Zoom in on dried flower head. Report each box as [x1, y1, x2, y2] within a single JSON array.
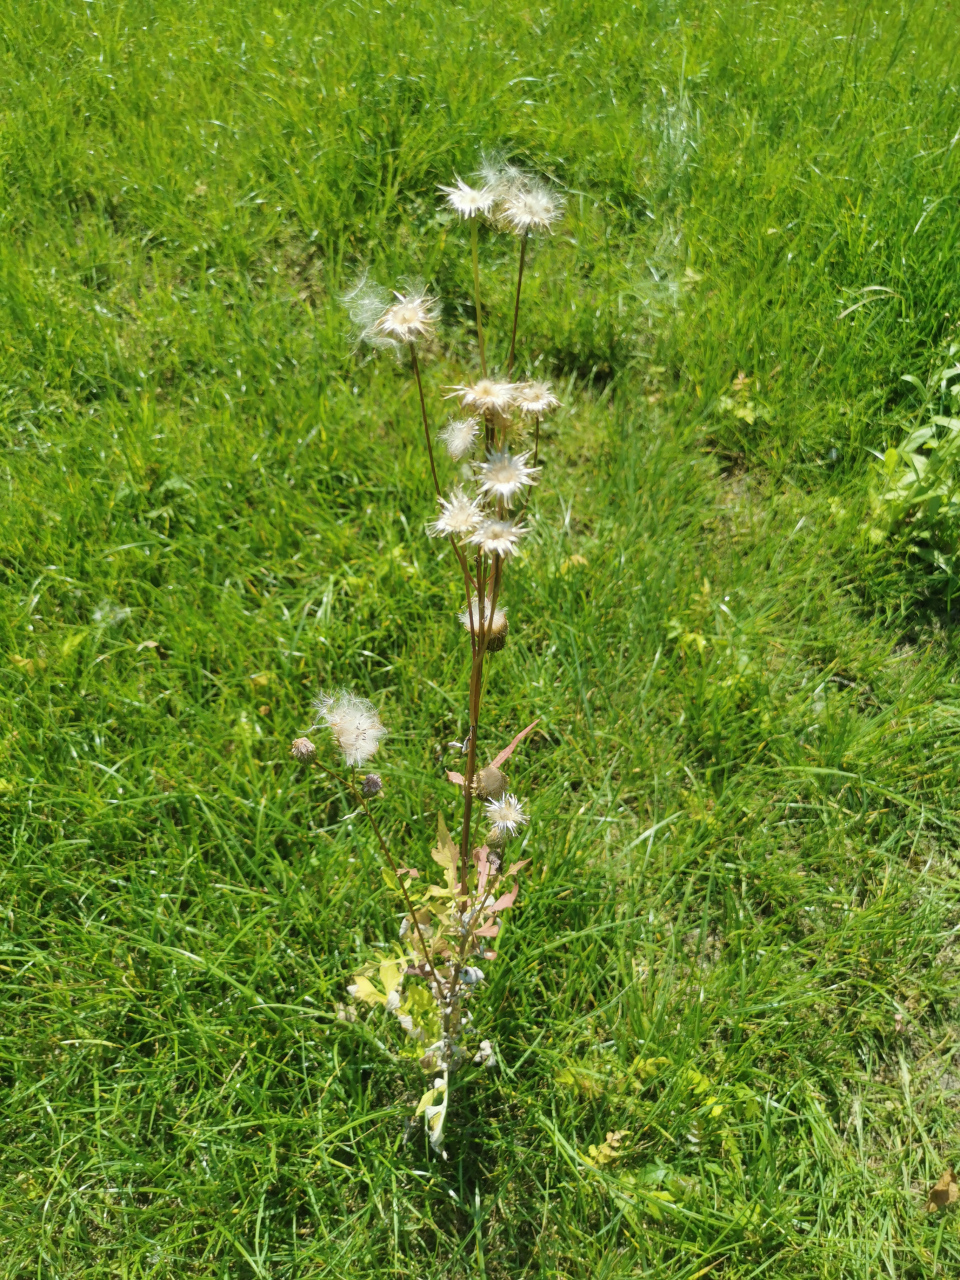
[[447, 379, 519, 417], [312, 690, 387, 767], [472, 764, 507, 800], [459, 598, 508, 640], [460, 966, 485, 985], [372, 285, 439, 347], [515, 381, 560, 416], [499, 182, 564, 235], [469, 518, 527, 559], [289, 737, 317, 762], [439, 416, 480, 461], [427, 487, 484, 539], [477, 450, 539, 508], [361, 772, 383, 797], [438, 176, 495, 219], [485, 792, 529, 837], [477, 154, 526, 201], [343, 275, 438, 351]]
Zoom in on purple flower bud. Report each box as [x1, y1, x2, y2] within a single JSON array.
[[361, 772, 383, 797]]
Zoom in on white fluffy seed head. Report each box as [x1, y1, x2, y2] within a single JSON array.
[[312, 690, 387, 767], [469, 518, 526, 559], [459, 598, 508, 638], [438, 176, 495, 219], [485, 793, 529, 837], [427, 487, 485, 539], [446, 379, 520, 416], [515, 381, 560, 416], [476, 154, 526, 201], [371, 286, 438, 346], [499, 183, 564, 234], [439, 417, 480, 461], [477, 450, 539, 508]]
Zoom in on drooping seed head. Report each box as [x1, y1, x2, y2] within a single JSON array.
[[289, 737, 317, 762], [427, 487, 485, 539], [438, 416, 480, 461], [469, 518, 527, 559], [485, 792, 529, 838], [312, 690, 387, 767], [438, 175, 496, 219], [477, 450, 539, 508]]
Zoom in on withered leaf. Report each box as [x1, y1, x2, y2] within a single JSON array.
[[489, 719, 539, 769], [925, 1168, 959, 1212]]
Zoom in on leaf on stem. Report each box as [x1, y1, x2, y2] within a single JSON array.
[[489, 719, 540, 769], [431, 813, 458, 870]]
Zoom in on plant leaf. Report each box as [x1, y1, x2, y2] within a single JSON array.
[[489, 719, 539, 769]]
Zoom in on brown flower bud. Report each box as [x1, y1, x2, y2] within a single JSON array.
[[472, 765, 507, 800], [290, 737, 317, 762]]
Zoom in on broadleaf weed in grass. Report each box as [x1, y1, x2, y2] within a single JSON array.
[[291, 160, 564, 1156]]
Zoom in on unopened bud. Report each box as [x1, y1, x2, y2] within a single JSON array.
[[361, 772, 383, 797], [290, 737, 317, 762]]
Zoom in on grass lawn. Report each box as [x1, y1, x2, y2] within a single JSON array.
[[3, 0, 960, 1274]]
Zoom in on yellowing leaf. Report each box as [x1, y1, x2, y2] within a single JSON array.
[[61, 631, 88, 657], [378, 958, 403, 997], [431, 812, 457, 870], [349, 976, 385, 1006]]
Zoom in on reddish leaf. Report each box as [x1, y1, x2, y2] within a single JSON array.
[[489, 719, 539, 769], [446, 770, 465, 786], [476, 919, 501, 938], [489, 883, 519, 911]]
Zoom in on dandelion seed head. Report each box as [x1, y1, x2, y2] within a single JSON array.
[[438, 175, 495, 219], [447, 379, 520, 416], [485, 792, 529, 837], [439, 416, 480, 461], [289, 737, 317, 762], [427, 487, 484, 539], [477, 450, 539, 508], [469, 518, 527, 559], [515, 380, 560, 416], [499, 183, 564, 234], [312, 689, 387, 767]]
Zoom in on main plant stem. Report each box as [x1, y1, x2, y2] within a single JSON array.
[[507, 232, 528, 380], [471, 219, 487, 378], [410, 345, 441, 498]]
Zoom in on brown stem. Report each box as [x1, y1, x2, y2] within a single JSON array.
[[471, 218, 487, 379], [507, 232, 528, 380], [410, 345, 440, 498], [533, 414, 541, 467]]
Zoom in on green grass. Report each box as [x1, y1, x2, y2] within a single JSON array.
[[3, 0, 960, 1274]]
